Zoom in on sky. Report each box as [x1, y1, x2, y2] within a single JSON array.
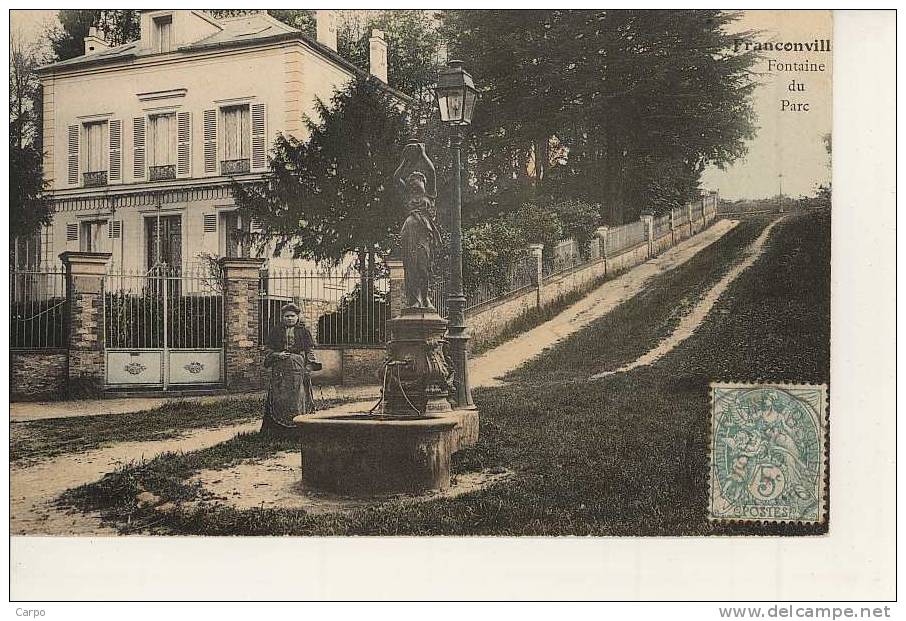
[[11, 9, 833, 200], [700, 10, 833, 199]]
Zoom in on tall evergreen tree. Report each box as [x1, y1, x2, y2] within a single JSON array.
[[442, 10, 758, 223], [49, 10, 140, 60], [232, 78, 409, 274], [9, 36, 52, 244]]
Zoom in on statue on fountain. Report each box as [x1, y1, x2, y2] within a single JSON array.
[[381, 141, 453, 416], [394, 141, 442, 311]]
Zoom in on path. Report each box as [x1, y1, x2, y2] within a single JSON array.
[[11, 219, 738, 535], [10, 401, 367, 535], [11, 385, 380, 423], [590, 218, 782, 379], [469, 218, 739, 387]]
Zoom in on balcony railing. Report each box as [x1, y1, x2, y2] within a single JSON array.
[[83, 171, 108, 187], [149, 164, 176, 181], [221, 159, 250, 175]]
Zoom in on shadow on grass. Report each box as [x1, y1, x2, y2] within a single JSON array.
[[11, 397, 350, 467]]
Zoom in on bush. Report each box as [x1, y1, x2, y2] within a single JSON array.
[[551, 200, 601, 258], [462, 219, 529, 295], [508, 203, 563, 251]]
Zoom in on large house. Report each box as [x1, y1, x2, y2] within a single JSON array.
[[35, 9, 402, 274]]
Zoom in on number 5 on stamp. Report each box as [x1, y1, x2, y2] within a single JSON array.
[[709, 383, 828, 524]]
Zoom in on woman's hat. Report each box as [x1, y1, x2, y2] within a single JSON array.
[[280, 303, 302, 315]]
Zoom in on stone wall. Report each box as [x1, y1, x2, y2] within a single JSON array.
[[10, 350, 68, 400], [673, 225, 692, 245], [466, 286, 538, 349], [540, 258, 608, 307], [651, 232, 674, 257], [341, 347, 385, 386], [606, 242, 649, 275]]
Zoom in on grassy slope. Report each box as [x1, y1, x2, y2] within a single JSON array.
[[506, 217, 772, 382], [62, 211, 830, 535]]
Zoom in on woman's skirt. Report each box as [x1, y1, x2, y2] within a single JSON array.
[[261, 353, 315, 436]]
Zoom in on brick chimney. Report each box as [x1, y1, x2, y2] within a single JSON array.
[[315, 10, 337, 51], [369, 29, 388, 83], [84, 26, 108, 56]]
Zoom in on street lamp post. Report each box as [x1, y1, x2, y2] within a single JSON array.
[[434, 60, 478, 409]]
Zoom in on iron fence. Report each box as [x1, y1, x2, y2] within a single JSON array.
[[607, 220, 646, 256], [259, 268, 389, 346], [9, 267, 68, 349], [654, 214, 672, 238], [543, 238, 587, 278], [104, 265, 224, 349], [432, 251, 538, 318]]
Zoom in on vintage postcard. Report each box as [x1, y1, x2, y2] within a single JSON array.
[[6, 8, 895, 603]]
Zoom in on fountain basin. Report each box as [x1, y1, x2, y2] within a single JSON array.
[[295, 412, 462, 496]]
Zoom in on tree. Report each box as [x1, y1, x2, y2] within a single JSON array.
[[48, 10, 140, 61], [232, 77, 410, 276], [442, 10, 758, 223], [208, 10, 315, 36], [10, 35, 52, 244]]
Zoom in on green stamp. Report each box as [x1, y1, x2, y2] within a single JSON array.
[[709, 383, 827, 523]]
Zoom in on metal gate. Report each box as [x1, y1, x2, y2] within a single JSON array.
[[103, 265, 224, 389]]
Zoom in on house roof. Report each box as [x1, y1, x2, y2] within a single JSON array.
[[36, 11, 411, 102]]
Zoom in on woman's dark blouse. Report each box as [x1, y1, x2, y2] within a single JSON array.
[[265, 324, 315, 355]]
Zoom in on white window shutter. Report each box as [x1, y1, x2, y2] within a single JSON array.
[[109, 119, 122, 182], [67, 125, 79, 185], [250, 103, 267, 171], [133, 117, 145, 179], [66, 223, 79, 242], [108, 220, 122, 239], [203, 109, 217, 174], [203, 213, 217, 233], [177, 111, 191, 177]]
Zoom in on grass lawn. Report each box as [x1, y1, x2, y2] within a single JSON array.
[[11, 396, 349, 466], [61, 210, 829, 535]]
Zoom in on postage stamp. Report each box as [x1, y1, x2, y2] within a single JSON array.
[[709, 383, 828, 524]]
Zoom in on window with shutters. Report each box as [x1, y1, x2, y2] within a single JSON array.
[[148, 113, 177, 181], [108, 220, 123, 239], [82, 120, 108, 186], [67, 125, 79, 185], [221, 104, 250, 174], [176, 112, 191, 177], [109, 119, 122, 182], [155, 15, 173, 53], [133, 117, 146, 179]]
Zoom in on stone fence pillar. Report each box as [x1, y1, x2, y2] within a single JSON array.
[[640, 214, 654, 258], [595, 226, 609, 260], [687, 202, 695, 234], [60, 251, 111, 393], [387, 258, 405, 318], [220, 257, 266, 391], [529, 243, 544, 308]]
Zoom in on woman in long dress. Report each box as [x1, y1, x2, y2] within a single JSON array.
[[261, 303, 321, 436], [394, 142, 442, 309]]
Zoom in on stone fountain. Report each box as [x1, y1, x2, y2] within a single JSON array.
[[295, 141, 478, 496]]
